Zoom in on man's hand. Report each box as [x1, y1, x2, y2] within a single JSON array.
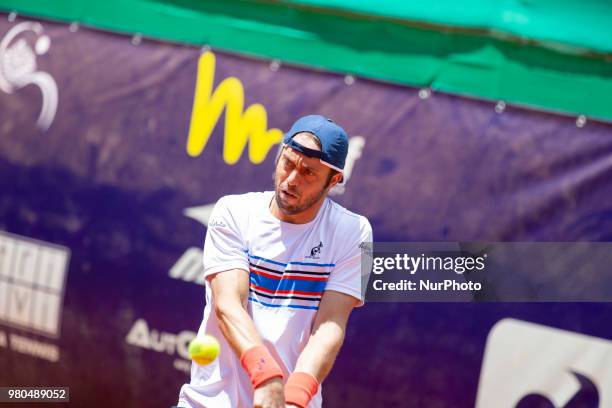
[[253, 377, 285, 408]]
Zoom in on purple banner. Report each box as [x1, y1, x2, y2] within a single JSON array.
[[1, 15, 612, 407]]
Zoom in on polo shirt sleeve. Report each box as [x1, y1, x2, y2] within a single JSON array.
[[324, 217, 373, 307], [202, 196, 249, 279]]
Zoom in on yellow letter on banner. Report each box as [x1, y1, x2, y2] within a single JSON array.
[[186, 51, 283, 164]]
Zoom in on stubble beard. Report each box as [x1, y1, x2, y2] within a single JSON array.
[[274, 179, 327, 216]]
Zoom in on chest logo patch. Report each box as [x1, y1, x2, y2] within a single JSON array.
[[306, 241, 323, 259]]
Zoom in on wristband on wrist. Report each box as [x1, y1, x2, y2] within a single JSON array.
[[240, 345, 284, 389], [284, 372, 319, 408]]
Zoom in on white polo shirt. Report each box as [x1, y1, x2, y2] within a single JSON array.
[[178, 191, 372, 408]]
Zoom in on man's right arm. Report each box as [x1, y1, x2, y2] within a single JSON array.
[[208, 269, 285, 408], [208, 268, 258, 353]]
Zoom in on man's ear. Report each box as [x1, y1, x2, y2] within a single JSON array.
[[327, 172, 343, 189]]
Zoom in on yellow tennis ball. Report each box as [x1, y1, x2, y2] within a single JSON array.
[[188, 335, 220, 365]]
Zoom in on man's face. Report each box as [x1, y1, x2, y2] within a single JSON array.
[[274, 135, 334, 215]]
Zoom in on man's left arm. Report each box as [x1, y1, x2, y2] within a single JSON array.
[[285, 217, 372, 407], [285, 290, 359, 408]]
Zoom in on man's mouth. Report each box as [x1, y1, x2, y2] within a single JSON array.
[[280, 188, 298, 200]]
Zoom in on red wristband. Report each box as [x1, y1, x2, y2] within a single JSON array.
[[240, 345, 284, 389], [284, 372, 319, 408]]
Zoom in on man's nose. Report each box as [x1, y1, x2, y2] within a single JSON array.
[[285, 169, 301, 186]]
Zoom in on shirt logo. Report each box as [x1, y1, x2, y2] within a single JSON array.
[[306, 241, 323, 259], [208, 219, 227, 228]]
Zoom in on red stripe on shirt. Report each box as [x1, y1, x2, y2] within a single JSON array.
[[249, 268, 329, 282], [249, 283, 323, 296]]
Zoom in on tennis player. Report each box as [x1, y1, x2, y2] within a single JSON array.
[[177, 114, 373, 408]]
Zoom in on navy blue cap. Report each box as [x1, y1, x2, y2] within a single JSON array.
[[283, 115, 349, 172]]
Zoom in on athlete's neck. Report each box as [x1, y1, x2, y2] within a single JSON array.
[[269, 195, 326, 224]]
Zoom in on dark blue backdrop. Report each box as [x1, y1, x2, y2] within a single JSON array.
[[1, 16, 611, 407]]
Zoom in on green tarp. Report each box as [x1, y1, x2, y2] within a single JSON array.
[[283, 0, 612, 54], [1, 0, 611, 121]]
